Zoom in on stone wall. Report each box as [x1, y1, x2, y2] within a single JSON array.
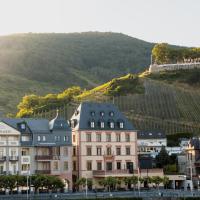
[[149, 63, 200, 73]]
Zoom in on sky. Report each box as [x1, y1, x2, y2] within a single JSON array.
[[0, 0, 199, 47]]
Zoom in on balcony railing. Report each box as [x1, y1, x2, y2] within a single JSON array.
[[35, 155, 60, 160], [0, 156, 6, 161], [93, 169, 130, 177], [9, 156, 19, 161], [35, 170, 51, 174]]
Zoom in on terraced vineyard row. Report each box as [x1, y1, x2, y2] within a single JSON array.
[[34, 79, 200, 135]]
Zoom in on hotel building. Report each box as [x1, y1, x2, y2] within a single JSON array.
[[70, 102, 138, 188]]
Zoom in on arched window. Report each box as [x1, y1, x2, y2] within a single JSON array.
[[90, 111, 95, 117], [100, 111, 105, 117], [109, 111, 114, 117]]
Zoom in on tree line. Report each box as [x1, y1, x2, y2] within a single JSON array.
[[152, 43, 200, 64], [0, 174, 65, 194]]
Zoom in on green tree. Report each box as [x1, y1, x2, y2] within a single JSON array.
[[152, 43, 170, 64], [151, 176, 162, 191], [156, 146, 170, 168]]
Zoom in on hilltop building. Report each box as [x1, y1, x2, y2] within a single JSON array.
[[0, 114, 72, 190], [70, 102, 138, 189]]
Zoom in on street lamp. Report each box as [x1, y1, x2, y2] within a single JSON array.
[[85, 175, 88, 198]]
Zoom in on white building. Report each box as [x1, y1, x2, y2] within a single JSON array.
[[137, 131, 166, 158]]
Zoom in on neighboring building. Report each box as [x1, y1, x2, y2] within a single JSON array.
[[185, 138, 200, 189], [0, 114, 72, 190], [137, 131, 166, 158], [70, 102, 138, 189], [179, 138, 190, 150]]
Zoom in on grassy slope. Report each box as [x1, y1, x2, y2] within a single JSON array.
[[0, 32, 154, 114], [29, 68, 200, 135]]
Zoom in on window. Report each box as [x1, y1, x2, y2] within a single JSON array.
[[55, 136, 61, 142], [64, 136, 69, 142], [109, 111, 114, 117], [106, 134, 111, 142], [53, 162, 58, 171], [125, 134, 130, 142], [90, 121, 95, 128], [63, 147, 68, 156], [116, 147, 121, 155], [106, 162, 112, 171], [100, 122, 105, 128], [110, 122, 114, 129], [91, 111, 95, 116], [87, 161, 92, 171], [42, 136, 46, 141], [116, 162, 121, 170], [119, 122, 124, 129], [73, 161, 76, 171], [97, 162, 102, 170], [73, 135, 76, 143], [86, 134, 91, 142], [86, 147, 92, 156], [37, 136, 41, 141], [21, 136, 30, 142], [97, 147, 102, 156], [64, 161, 68, 171], [73, 147, 76, 156], [21, 123, 26, 130], [96, 134, 101, 142], [107, 147, 112, 155], [100, 111, 104, 117], [116, 134, 121, 142], [126, 147, 131, 155]]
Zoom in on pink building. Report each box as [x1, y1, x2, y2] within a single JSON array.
[[70, 102, 138, 189]]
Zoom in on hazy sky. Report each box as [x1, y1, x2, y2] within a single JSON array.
[[0, 0, 199, 46]]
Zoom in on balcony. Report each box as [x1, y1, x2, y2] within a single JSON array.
[[35, 155, 60, 160], [9, 156, 19, 161], [0, 141, 7, 146], [35, 170, 51, 174], [0, 156, 6, 162], [93, 169, 131, 177], [103, 154, 115, 160]]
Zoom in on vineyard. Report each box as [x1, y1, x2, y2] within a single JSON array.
[[33, 79, 200, 135]]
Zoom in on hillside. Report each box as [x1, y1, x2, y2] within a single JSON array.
[[0, 32, 154, 114], [16, 68, 200, 135]]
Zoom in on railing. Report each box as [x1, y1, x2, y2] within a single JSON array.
[[8, 141, 19, 146], [35, 155, 60, 160], [35, 170, 51, 174], [21, 156, 30, 164], [9, 156, 19, 161], [93, 169, 130, 176], [0, 156, 6, 161]]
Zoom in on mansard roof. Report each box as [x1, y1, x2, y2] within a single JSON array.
[[70, 102, 135, 131]]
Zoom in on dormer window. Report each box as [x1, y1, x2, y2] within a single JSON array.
[[119, 122, 124, 129], [90, 121, 95, 128], [90, 111, 95, 117], [20, 123, 26, 130], [109, 111, 114, 117], [75, 110, 79, 116], [100, 111, 105, 117], [100, 122, 105, 128], [110, 122, 114, 129]]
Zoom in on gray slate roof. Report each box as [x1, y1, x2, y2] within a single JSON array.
[[137, 130, 166, 139], [70, 102, 135, 130], [189, 138, 200, 149]]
